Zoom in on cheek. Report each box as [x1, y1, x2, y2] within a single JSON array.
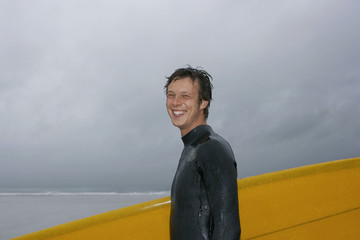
[[166, 99, 171, 108]]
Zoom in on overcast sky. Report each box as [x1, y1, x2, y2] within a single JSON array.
[[1, 0, 359, 192]]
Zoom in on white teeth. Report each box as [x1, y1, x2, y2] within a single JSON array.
[[174, 111, 185, 115]]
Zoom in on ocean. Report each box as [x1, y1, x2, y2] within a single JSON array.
[[0, 191, 169, 240]]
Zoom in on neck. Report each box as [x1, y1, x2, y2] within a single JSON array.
[[180, 120, 207, 137]]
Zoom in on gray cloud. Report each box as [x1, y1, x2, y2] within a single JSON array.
[[1, 0, 359, 192]]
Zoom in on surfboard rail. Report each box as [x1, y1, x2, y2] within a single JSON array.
[[12, 157, 360, 240]]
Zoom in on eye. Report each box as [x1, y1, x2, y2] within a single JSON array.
[[167, 93, 175, 98]]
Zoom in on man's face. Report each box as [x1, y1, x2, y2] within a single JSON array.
[[166, 77, 208, 136]]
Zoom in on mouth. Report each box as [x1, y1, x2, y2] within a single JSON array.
[[172, 110, 186, 117]]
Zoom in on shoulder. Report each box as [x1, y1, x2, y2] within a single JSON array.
[[196, 132, 238, 179], [197, 132, 235, 163], [198, 130, 232, 151]]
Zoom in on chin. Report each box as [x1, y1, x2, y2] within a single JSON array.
[[171, 120, 184, 128], [171, 122, 182, 128]]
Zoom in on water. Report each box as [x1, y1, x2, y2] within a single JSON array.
[[0, 191, 169, 240]]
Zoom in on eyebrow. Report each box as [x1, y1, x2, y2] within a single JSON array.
[[167, 90, 192, 94]]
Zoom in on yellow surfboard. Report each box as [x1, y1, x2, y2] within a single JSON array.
[[12, 157, 360, 240]]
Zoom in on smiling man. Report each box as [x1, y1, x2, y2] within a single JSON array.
[[165, 66, 241, 240]]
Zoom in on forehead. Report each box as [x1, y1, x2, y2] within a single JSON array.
[[167, 77, 199, 93]]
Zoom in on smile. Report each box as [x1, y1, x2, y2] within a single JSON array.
[[173, 110, 186, 116]]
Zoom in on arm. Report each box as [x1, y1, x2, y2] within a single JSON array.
[[199, 141, 241, 240]]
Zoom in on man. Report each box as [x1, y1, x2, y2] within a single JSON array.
[[165, 66, 241, 240]]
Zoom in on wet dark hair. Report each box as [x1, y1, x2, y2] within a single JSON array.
[[165, 66, 213, 119]]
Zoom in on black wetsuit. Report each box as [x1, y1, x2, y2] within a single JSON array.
[[170, 125, 241, 240]]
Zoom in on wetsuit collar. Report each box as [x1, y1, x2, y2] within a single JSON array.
[[181, 125, 212, 146]]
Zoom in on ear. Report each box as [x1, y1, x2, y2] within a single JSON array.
[[200, 100, 209, 111]]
